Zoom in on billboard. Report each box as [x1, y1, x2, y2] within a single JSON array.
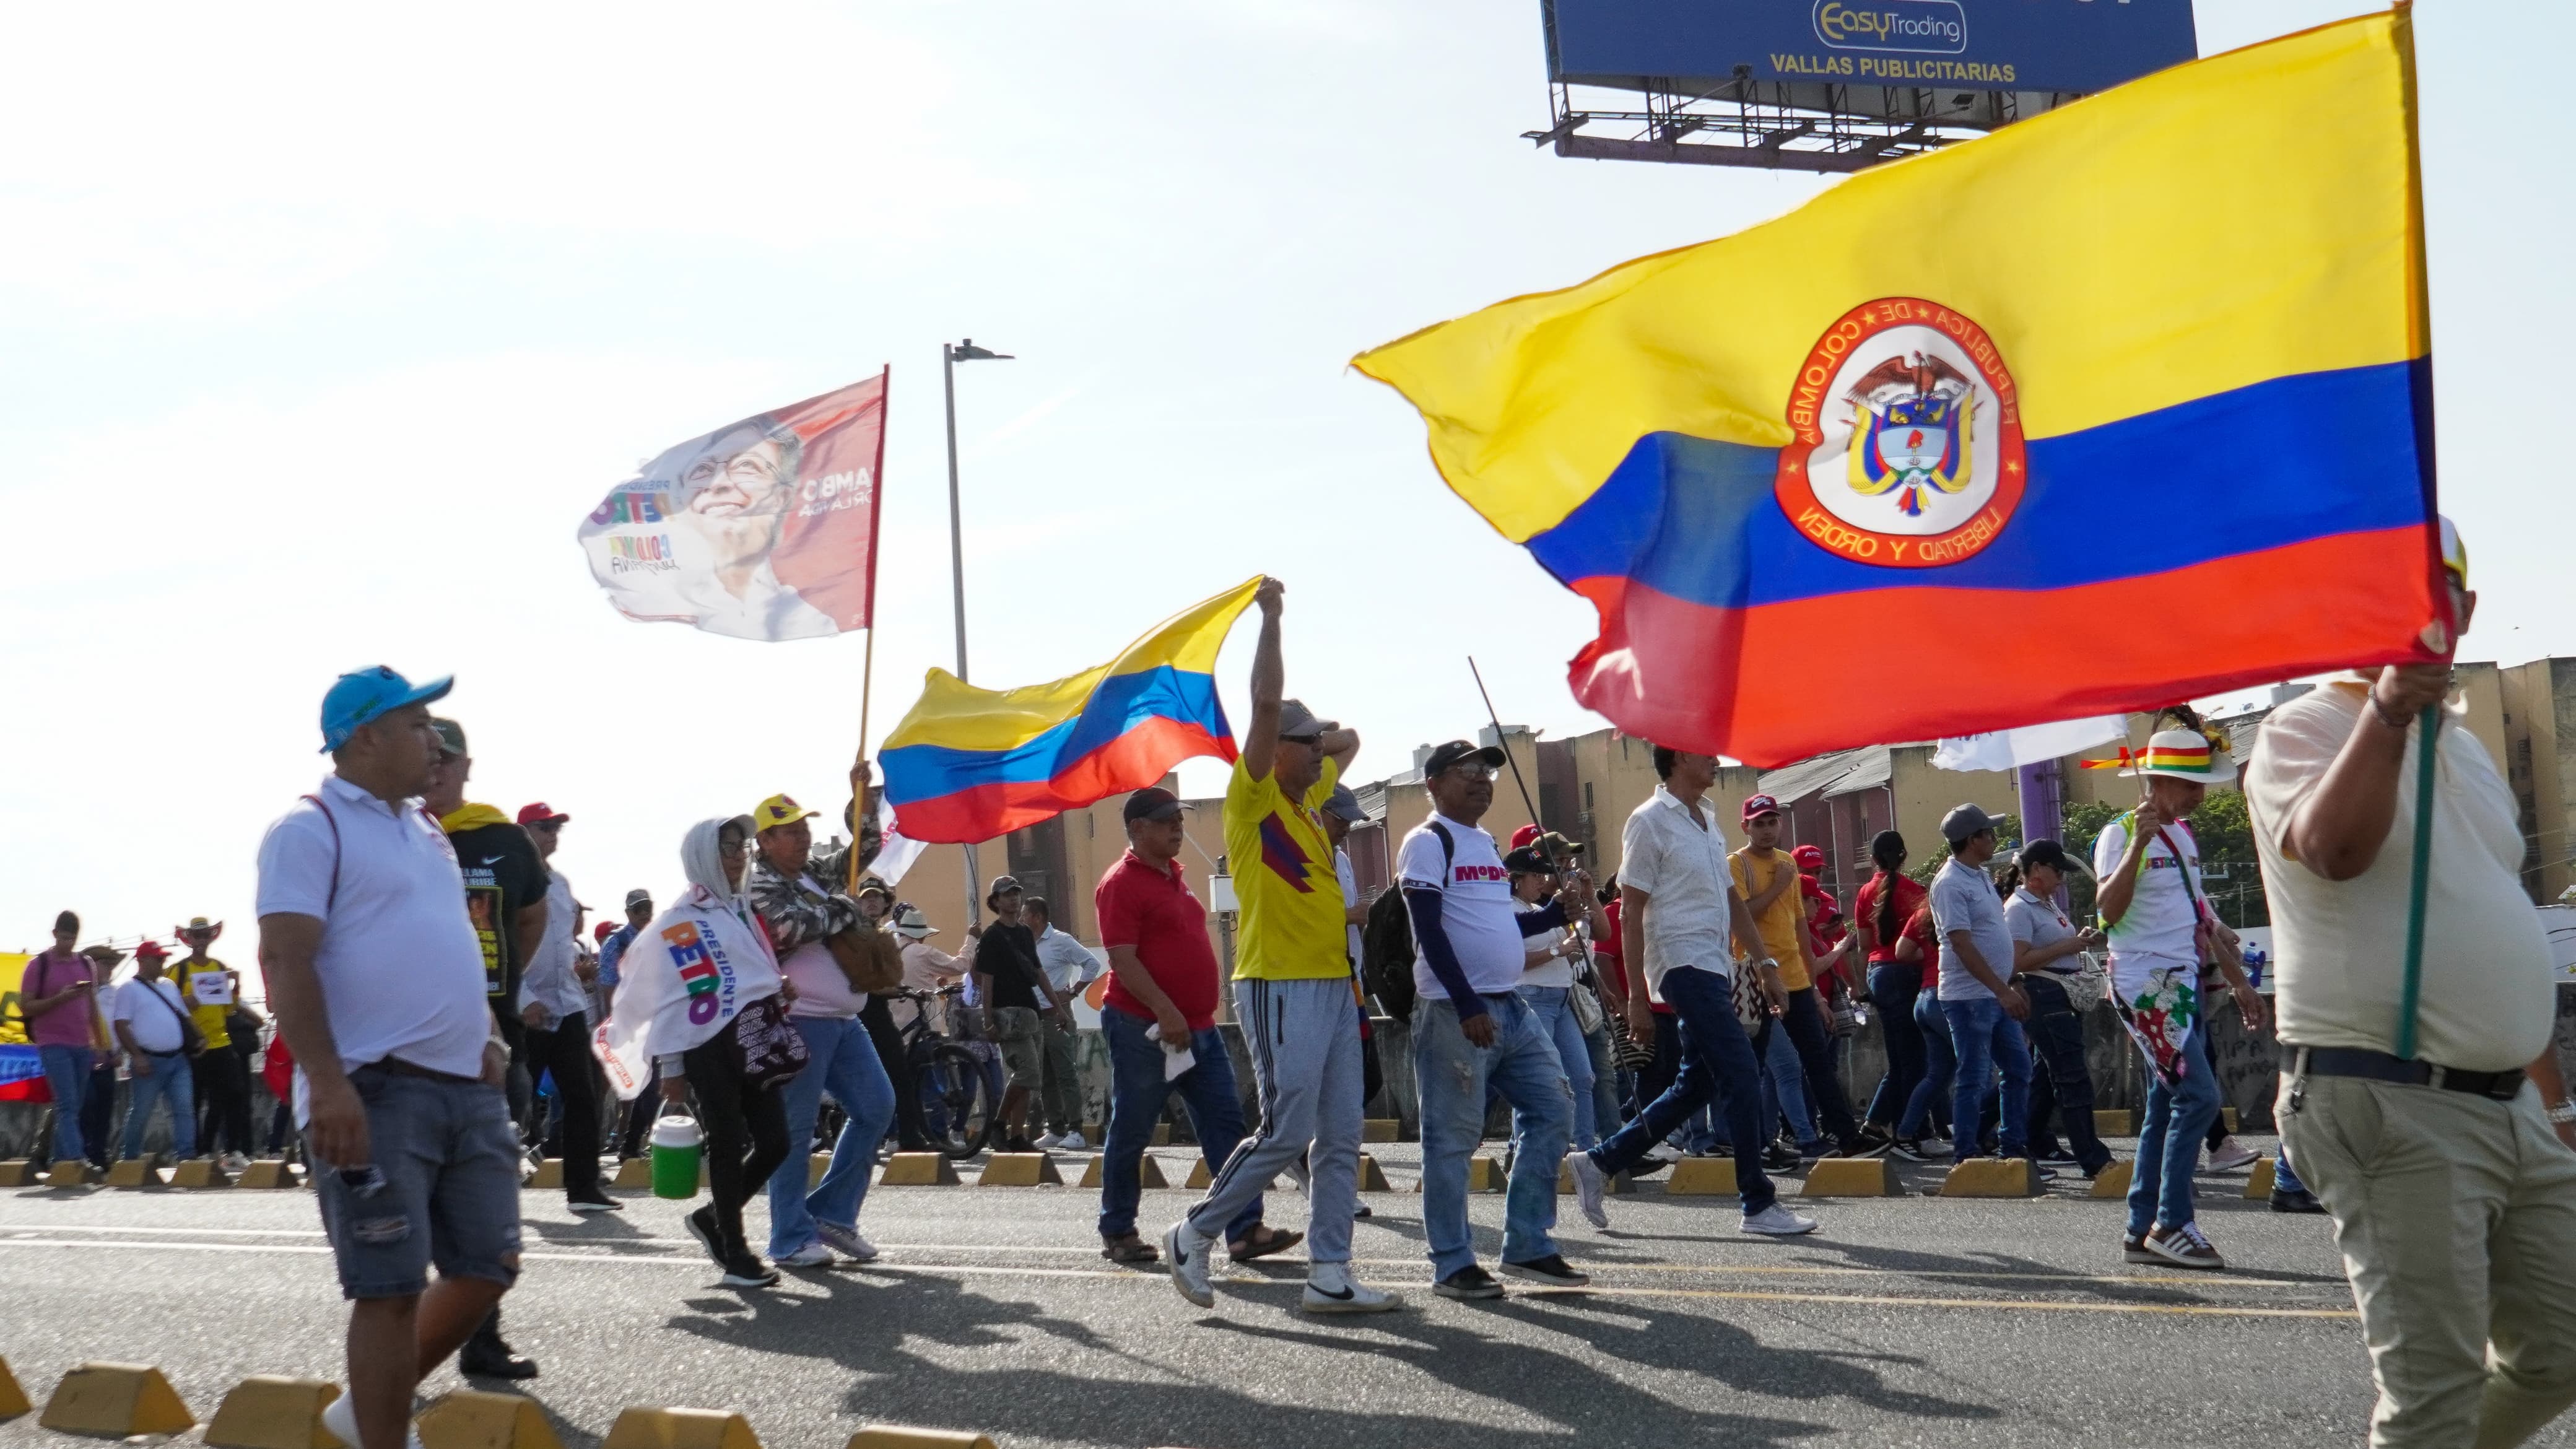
[[1548, 0, 2197, 97]]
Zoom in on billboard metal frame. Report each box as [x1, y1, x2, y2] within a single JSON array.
[[1526, 71, 2071, 173]]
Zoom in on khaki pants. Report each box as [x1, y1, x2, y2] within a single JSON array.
[[2282, 1073, 2576, 1449], [1036, 1014, 1082, 1136]]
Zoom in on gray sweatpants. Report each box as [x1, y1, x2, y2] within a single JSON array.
[[1185, 977, 1365, 1264]]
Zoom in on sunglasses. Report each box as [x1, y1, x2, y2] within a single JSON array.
[[1279, 733, 1323, 747]]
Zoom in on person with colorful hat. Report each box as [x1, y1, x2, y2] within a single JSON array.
[[2089, 714, 2261, 1271], [258, 666, 529, 1449], [2251, 516, 2576, 1445], [171, 916, 260, 1171]]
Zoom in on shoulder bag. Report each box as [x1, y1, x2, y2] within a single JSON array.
[[139, 980, 209, 1059]]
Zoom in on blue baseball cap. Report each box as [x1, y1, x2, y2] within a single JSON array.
[[320, 666, 454, 752]]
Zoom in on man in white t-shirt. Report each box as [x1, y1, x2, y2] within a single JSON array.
[[1398, 739, 1585, 1300], [110, 942, 197, 1163], [256, 666, 516, 1449], [2250, 518, 2576, 1447], [1023, 897, 1099, 1151]]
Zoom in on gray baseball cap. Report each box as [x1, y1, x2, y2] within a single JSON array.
[[1277, 698, 1337, 741], [1940, 803, 1999, 845], [1323, 784, 1366, 824]]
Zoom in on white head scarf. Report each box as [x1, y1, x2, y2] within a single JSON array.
[[591, 815, 780, 1099]]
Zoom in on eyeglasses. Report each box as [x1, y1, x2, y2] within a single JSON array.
[[1279, 733, 1322, 747], [1445, 765, 1499, 782]]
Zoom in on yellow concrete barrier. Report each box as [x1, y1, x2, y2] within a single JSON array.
[[105, 1159, 159, 1190], [1801, 1157, 1901, 1197], [613, 1159, 654, 1190], [877, 1154, 961, 1187], [2222, 1107, 2240, 1134], [1182, 1159, 1212, 1190], [1661, 1159, 1735, 1196], [40, 1362, 196, 1437], [600, 1406, 760, 1449], [1939, 1158, 2042, 1198], [205, 1375, 343, 1449], [171, 1159, 231, 1190], [416, 1389, 564, 1449], [2094, 1109, 2136, 1136], [976, 1154, 1063, 1187], [1151, 1125, 1171, 1147], [2089, 1161, 2133, 1198], [2245, 1159, 2276, 1198], [0, 1160, 35, 1188], [528, 1160, 564, 1190], [1361, 1119, 1399, 1143], [846, 1428, 994, 1449], [46, 1159, 92, 1188], [1074, 1155, 1167, 1190], [1355, 1154, 1392, 1192], [1464, 1157, 1505, 1192], [807, 1154, 832, 1190], [0, 1355, 30, 1420], [235, 1160, 295, 1190]]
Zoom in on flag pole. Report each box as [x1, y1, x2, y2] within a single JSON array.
[[851, 365, 892, 895], [1466, 656, 1549, 861]]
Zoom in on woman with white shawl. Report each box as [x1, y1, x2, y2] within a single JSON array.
[[595, 814, 806, 1287]]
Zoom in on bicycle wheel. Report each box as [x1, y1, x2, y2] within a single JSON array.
[[923, 1043, 993, 1159]]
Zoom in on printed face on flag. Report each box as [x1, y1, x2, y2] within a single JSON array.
[[578, 373, 887, 643]]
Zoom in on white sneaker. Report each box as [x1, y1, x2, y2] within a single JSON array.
[[220, 1152, 251, 1174], [1302, 1261, 1403, 1314], [2206, 1138, 2260, 1173], [814, 1221, 879, 1263], [322, 1390, 426, 1449], [1163, 1222, 1216, 1308], [777, 1242, 835, 1269], [1035, 1131, 1066, 1152], [1569, 1152, 1610, 1230], [1741, 1204, 1821, 1237], [1286, 1154, 1313, 1194], [1056, 1130, 1089, 1152]]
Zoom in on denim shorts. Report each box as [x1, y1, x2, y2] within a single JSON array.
[[310, 1063, 524, 1300], [991, 1006, 1044, 1091]]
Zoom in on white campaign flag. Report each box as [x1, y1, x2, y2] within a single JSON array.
[[1931, 715, 2126, 773], [870, 792, 928, 886]]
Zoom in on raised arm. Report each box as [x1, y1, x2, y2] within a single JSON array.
[[1240, 577, 1286, 783]]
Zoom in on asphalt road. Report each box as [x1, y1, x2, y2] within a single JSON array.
[[1, 1139, 2558, 1449]]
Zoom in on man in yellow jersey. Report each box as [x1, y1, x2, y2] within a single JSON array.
[[1163, 577, 1401, 1316], [172, 916, 263, 1170], [1730, 798, 1884, 1161]]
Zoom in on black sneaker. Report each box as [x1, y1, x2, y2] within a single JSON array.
[[1625, 1154, 1677, 1178], [683, 1205, 727, 1266], [458, 1343, 538, 1380], [1760, 1144, 1801, 1173], [567, 1191, 624, 1214], [720, 1253, 780, 1289], [1887, 1137, 1930, 1163], [2035, 1147, 2079, 1167], [1435, 1265, 1506, 1300], [2269, 1187, 2328, 1215], [1499, 1254, 1591, 1289], [1353, 1203, 1373, 1220], [1843, 1128, 1894, 1159]]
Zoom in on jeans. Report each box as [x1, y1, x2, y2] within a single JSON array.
[[1517, 985, 1599, 1149], [1592, 967, 1777, 1215], [120, 1052, 195, 1160], [1866, 965, 1925, 1128], [2274, 1141, 2307, 1196], [37, 1045, 94, 1162], [1898, 988, 1960, 1139], [312, 1063, 523, 1299], [1097, 1009, 1258, 1243], [1582, 1022, 1622, 1139], [1416, 994, 1570, 1278], [1185, 978, 1364, 1264], [1777, 986, 1861, 1144], [1942, 997, 2032, 1163], [2127, 1012, 2222, 1237], [2019, 976, 2111, 1173], [1037, 1014, 1084, 1136], [1760, 1018, 1817, 1146], [1629, 1009, 1681, 1120], [521, 1012, 602, 1198], [767, 1015, 897, 1258]]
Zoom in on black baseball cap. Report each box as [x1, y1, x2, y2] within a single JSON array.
[[1123, 787, 1188, 824], [2017, 838, 2087, 876], [1422, 739, 1506, 777], [1503, 845, 1560, 876]]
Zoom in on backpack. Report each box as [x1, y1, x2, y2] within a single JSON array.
[[1359, 823, 1451, 1022]]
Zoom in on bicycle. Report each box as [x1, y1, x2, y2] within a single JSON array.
[[798, 986, 996, 1162]]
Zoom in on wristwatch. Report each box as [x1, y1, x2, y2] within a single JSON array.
[[2548, 1100, 2576, 1126]]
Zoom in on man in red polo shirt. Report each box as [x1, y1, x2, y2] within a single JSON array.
[[1092, 787, 1294, 1266]]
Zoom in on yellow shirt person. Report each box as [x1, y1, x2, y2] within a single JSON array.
[[1224, 753, 1350, 981]]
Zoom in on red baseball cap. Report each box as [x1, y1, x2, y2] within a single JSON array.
[[592, 921, 617, 944], [1741, 793, 1782, 823], [1792, 843, 1825, 871], [516, 802, 570, 826], [1511, 824, 1543, 850]]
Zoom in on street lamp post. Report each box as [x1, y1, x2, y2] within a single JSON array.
[[943, 338, 1012, 928]]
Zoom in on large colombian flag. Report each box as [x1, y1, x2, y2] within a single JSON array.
[[1354, 9, 2447, 767], [881, 579, 1260, 842]]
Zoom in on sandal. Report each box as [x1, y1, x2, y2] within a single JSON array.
[[1228, 1225, 1304, 1262], [1099, 1234, 1159, 1264]]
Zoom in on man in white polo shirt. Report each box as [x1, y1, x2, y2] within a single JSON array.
[[257, 666, 518, 1449], [2251, 519, 2576, 1449], [1399, 738, 1585, 1300]]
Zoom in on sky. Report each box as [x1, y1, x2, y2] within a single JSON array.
[[5, 1, 2567, 966]]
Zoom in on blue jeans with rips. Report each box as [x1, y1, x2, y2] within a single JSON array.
[[1416, 993, 1570, 1279], [2127, 1012, 2222, 1237], [120, 1051, 195, 1160], [766, 1015, 896, 1258], [1516, 985, 1599, 1150], [1096, 1007, 1258, 1244], [1591, 965, 1777, 1216], [1941, 996, 2032, 1164], [37, 1046, 94, 1162]]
